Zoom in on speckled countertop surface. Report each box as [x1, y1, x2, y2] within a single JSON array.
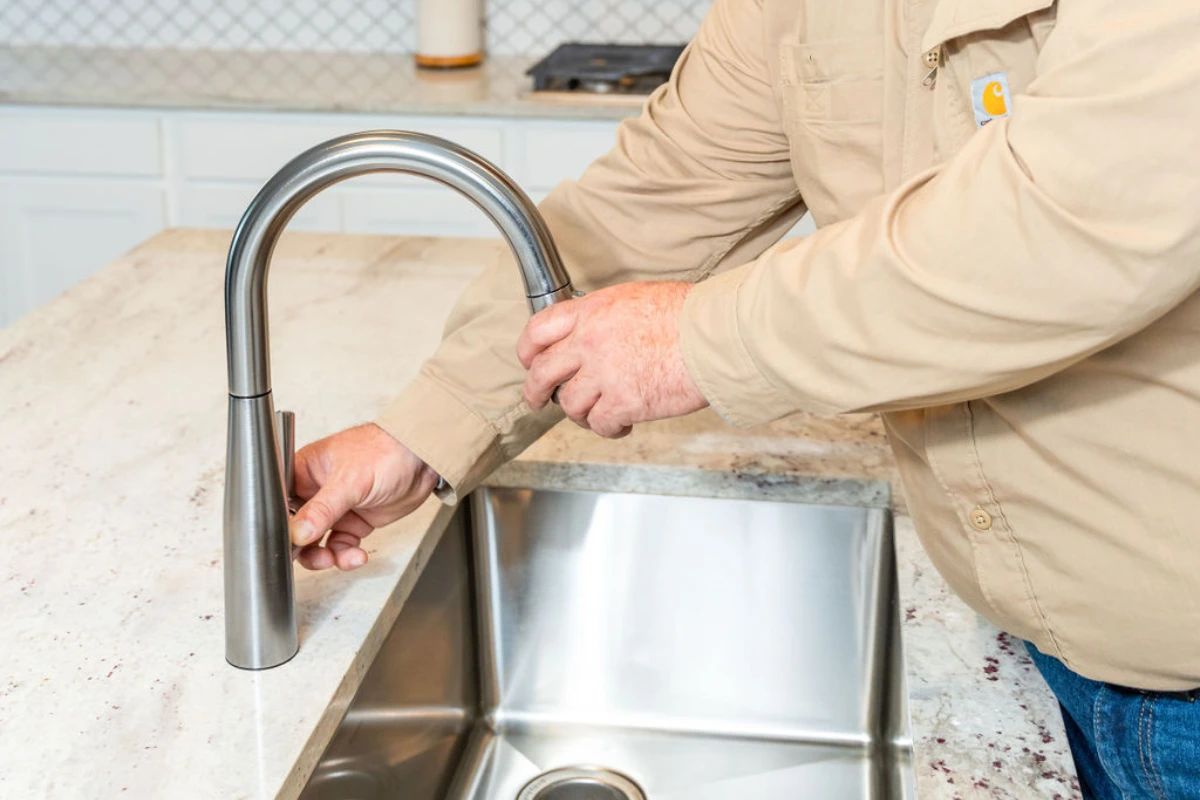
[[0, 46, 639, 120], [0, 230, 1077, 798]]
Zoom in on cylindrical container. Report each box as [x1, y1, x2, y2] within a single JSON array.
[[416, 0, 484, 69]]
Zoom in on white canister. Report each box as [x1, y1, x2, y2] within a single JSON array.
[[416, 0, 484, 69]]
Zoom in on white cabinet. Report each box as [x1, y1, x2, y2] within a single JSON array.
[[0, 178, 166, 324], [174, 116, 506, 182], [0, 111, 162, 177], [0, 104, 628, 326], [341, 183, 499, 238], [516, 123, 619, 190], [176, 184, 341, 231], [0, 104, 818, 329]]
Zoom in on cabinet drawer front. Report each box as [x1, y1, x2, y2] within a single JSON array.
[[518, 123, 619, 190], [176, 116, 506, 182], [0, 110, 162, 176]]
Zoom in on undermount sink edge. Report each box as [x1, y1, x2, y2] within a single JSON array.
[[300, 484, 915, 800]]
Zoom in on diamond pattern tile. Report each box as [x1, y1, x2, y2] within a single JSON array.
[[0, 0, 707, 56]]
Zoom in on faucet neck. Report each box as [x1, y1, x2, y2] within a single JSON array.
[[224, 130, 572, 398]]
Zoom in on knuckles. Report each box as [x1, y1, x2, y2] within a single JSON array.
[[559, 391, 590, 420]]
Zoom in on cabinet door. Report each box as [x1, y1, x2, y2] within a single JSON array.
[[513, 122, 621, 191], [0, 178, 166, 324]]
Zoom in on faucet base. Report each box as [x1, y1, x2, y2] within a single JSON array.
[[224, 393, 298, 670]]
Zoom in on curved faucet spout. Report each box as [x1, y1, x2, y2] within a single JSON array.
[[223, 130, 576, 670], [225, 129, 574, 398]]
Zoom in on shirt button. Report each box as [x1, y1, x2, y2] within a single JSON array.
[[969, 507, 993, 531], [923, 47, 942, 69]]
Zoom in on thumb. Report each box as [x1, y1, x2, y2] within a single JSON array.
[[290, 476, 363, 547]]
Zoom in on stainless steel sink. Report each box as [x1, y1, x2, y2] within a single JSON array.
[[300, 487, 913, 800]]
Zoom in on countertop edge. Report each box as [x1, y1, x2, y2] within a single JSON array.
[[486, 459, 893, 509]]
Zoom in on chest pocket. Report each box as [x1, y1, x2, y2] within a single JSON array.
[[925, 0, 1058, 155], [780, 38, 886, 227]]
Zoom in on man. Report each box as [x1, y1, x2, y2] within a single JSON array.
[[286, 0, 1200, 796]]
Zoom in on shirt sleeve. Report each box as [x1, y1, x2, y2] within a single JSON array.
[[376, 0, 805, 502], [680, 0, 1200, 425]]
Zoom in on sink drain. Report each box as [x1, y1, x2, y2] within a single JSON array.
[[517, 766, 646, 800]]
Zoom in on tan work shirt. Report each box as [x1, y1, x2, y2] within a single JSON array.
[[378, 0, 1200, 690]]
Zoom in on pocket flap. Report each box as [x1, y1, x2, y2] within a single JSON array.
[[783, 38, 884, 84], [921, 0, 1056, 52]]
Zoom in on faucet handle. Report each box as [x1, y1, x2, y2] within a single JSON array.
[[275, 409, 297, 511]]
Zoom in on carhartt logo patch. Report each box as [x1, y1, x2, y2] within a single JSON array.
[[971, 72, 1011, 127]]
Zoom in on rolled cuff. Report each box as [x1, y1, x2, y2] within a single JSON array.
[[679, 266, 803, 426], [374, 372, 503, 505]]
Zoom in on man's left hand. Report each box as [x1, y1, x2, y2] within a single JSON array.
[[518, 281, 708, 438]]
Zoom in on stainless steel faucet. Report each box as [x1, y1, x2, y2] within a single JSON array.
[[223, 131, 576, 670]]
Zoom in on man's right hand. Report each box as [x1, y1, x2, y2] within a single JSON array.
[[289, 423, 439, 572]]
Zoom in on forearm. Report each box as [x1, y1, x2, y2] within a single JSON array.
[[378, 0, 802, 498]]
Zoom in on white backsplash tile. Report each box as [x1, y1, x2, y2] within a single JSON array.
[[0, 0, 707, 56]]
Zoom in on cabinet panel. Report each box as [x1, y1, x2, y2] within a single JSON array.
[[176, 116, 506, 182], [177, 183, 341, 231], [517, 123, 620, 190], [0, 110, 162, 177], [0, 178, 166, 323], [341, 185, 495, 238]]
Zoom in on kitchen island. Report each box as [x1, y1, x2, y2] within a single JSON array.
[[0, 230, 1078, 798]]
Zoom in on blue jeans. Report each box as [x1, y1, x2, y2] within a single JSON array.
[[1025, 642, 1200, 799]]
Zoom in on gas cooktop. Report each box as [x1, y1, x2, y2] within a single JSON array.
[[527, 43, 686, 95]]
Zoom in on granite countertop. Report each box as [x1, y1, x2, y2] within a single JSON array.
[[0, 45, 640, 120], [0, 229, 1078, 798]]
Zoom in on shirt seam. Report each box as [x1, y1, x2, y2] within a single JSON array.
[[692, 190, 804, 281]]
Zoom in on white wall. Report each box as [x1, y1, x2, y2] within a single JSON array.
[[0, 0, 708, 56]]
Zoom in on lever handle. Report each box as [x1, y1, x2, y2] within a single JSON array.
[[275, 409, 296, 507], [275, 409, 302, 561]]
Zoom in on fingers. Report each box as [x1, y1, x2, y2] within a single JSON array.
[[290, 476, 364, 547], [331, 510, 374, 539], [326, 532, 368, 570], [517, 302, 579, 369], [296, 543, 334, 570], [523, 347, 581, 410], [587, 400, 634, 439], [294, 531, 369, 572], [557, 379, 631, 439], [555, 376, 601, 424]]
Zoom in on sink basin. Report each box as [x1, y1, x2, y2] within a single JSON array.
[[300, 487, 913, 800]]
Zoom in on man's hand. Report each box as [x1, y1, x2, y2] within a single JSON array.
[[289, 423, 438, 572], [518, 281, 708, 438]]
